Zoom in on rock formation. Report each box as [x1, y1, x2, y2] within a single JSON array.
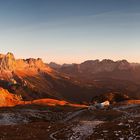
[[0, 87, 21, 107]]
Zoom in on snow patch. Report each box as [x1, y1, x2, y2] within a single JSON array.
[[69, 121, 103, 140]]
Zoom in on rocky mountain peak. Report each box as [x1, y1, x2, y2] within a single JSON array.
[[49, 62, 62, 69], [117, 60, 130, 70], [0, 52, 16, 71], [100, 59, 115, 65], [81, 60, 100, 65], [6, 52, 15, 59], [0, 52, 51, 73], [25, 58, 45, 68]]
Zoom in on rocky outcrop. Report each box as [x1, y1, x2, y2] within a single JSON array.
[[0, 52, 50, 72], [0, 53, 53, 79], [0, 52, 16, 71], [25, 58, 45, 68], [0, 87, 21, 107], [91, 92, 130, 104]]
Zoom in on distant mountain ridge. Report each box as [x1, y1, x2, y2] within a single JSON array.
[[49, 59, 140, 83], [49, 59, 138, 72]]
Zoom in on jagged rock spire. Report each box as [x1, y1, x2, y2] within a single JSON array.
[[0, 52, 16, 71]]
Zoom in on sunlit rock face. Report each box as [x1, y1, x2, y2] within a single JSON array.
[[15, 58, 45, 70], [25, 58, 46, 69], [0, 52, 53, 76], [0, 52, 16, 71], [0, 52, 50, 71], [0, 87, 20, 107]]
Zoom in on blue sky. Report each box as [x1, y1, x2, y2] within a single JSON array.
[[0, 0, 140, 63]]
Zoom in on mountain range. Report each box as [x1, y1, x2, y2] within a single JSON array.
[[49, 60, 140, 83], [0, 52, 140, 107]]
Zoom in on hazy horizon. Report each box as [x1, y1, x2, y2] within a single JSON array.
[[0, 0, 140, 64]]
